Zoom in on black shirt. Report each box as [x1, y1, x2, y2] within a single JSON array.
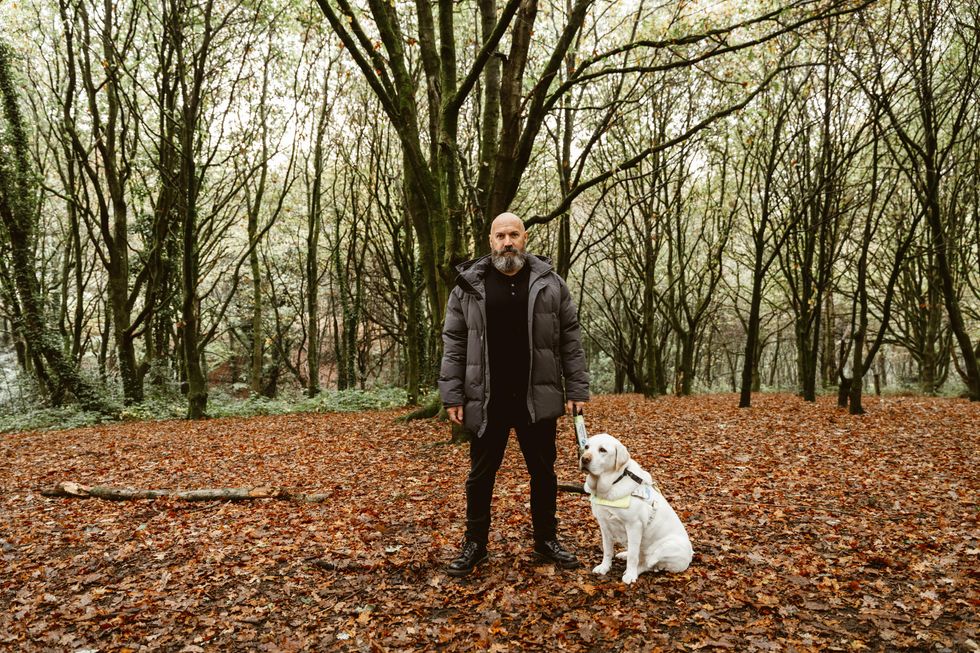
[[484, 262, 531, 415]]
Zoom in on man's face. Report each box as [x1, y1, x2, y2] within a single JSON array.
[[489, 214, 528, 274], [489, 215, 527, 257]]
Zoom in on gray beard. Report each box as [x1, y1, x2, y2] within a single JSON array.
[[491, 249, 527, 274]]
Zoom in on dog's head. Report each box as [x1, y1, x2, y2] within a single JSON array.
[[580, 433, 630, 477]]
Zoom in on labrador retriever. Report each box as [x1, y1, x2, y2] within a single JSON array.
[[580, 433, 693, 584]]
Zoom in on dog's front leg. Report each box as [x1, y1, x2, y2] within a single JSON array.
[[622, 522, 643, 584], [592, 521, 615, 576]]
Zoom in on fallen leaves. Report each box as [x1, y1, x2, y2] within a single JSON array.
[[0, 393, 977, 651]]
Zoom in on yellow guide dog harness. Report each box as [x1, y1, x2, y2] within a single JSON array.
[[588, 468, 658, 508]]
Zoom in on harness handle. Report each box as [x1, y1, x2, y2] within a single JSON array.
[[573, 407, 588, 453]]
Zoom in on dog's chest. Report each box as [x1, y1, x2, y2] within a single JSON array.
[[592, 503, 645, 537]]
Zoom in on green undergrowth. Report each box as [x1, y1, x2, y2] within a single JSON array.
[[0, 386, 432, 434]]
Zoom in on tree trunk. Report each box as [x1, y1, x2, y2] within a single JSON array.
[[247, 38, 273, 396], [920, 270, 943, 395], [796, 322, 817, 402], [333, 211, 351, 390], [180, 163, 207, 419], [173, 0, 213, 419], [678, 332, 695, 396], [249, 225, 263, 395], [143, 15, 181, 389], [474, 0, 502, 241], [848, 118, 879, 416], [403, 268, 423, 404], [739, 250, 765, 408], [924, 180, 980, 399], [306, 77, 329, 398], [554, 1, 576, 279], [642, 243, 658, 398], [739, 91, 793, 408]]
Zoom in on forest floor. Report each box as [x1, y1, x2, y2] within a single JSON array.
[[0, 393, 977, 652]]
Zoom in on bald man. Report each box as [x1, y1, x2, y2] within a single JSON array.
[[438, 213, 590, 576]]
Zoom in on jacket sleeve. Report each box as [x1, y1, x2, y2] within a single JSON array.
[[438, 287, 467, 407], [558, 278, 590, 401]]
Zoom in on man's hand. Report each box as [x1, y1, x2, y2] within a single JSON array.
[[566, 400, 587, 415], [446, 405, 464, 425]]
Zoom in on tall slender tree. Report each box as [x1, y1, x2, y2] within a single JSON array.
[[57, 0, 147, 403], [737, 71, 806, 408], [170, 0, 215, 418]]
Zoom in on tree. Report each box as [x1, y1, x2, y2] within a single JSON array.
[[841, 107, 904, 413], [856, 0, 980, 400], [737, 68, 806, 408], [0, 41, 112, 413], [170, 0, 215, 418], [245, 26, 275, 396], [777, 24, 866, 401], [55, 0, 148, 404]]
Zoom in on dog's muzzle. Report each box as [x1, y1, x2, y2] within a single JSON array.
[[579, 454, 592, 472]]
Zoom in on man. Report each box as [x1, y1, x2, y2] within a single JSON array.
[[438, 212, 590, 577]]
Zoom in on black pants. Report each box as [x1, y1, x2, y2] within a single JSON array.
[[465, 406, 558, 546]]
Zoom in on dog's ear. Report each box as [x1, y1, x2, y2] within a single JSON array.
[[614, 441, 629, 472]]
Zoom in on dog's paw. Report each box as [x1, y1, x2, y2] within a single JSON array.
[[592, 562, 611, 575], [622, 570, 638, 584]]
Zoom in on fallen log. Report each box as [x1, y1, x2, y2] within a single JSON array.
[[44, 480, 588, 502], [41, 481, 333, 503]]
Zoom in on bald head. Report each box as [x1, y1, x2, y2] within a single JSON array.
[[489, 212, 528, 275], [490, 212, 524, 235]]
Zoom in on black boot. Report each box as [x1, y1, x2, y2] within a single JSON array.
[[446, 540, 488, 577], [533, 539, 582, 569]]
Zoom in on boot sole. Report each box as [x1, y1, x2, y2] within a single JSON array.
[[533, 551, 583, 570], [445, 552, 488, 577]]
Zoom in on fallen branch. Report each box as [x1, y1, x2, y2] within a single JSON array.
[[41, 481, 332, 503]]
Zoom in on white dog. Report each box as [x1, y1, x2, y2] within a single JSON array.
[[580, 433, 693, 584]]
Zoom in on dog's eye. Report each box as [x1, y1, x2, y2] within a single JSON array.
[[598, 447, 607, 453]]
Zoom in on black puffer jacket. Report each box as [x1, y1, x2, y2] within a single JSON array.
[[438, 254, 590, 438]]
